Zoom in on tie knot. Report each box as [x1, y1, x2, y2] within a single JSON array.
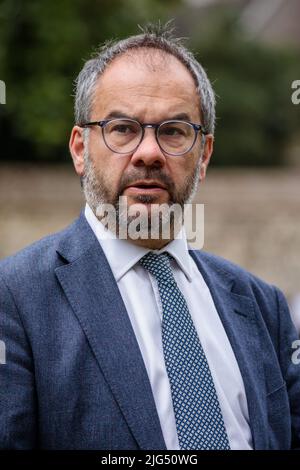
[[139, 252, 174, 284]]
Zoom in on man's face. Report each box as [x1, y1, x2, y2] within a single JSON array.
[[70, 49, 213, 247]]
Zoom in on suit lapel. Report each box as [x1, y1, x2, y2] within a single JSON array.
[[189, 250, 269, 450], [55, 214, 166, 450]]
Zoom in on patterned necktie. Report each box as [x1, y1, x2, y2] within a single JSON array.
[[140, 251, 230, 450]]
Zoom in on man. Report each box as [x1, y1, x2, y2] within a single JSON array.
[[0, 23, 299, 450]]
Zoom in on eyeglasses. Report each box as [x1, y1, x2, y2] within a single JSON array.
[[80, 118, 207, 156]]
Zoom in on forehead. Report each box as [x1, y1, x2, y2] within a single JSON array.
[[91, 49, 200, 121]]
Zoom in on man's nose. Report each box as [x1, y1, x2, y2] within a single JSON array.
[[130, 128, 166, 167]]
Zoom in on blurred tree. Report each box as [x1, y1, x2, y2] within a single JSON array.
[[189, 8, 300, 166], [0, 0, 179, 162], [1, 1, 299, 166]]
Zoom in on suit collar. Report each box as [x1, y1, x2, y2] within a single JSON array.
[[55, 211, 97, 263], [189, 249, 236, 295]]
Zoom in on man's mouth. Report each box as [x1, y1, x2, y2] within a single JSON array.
[[124, 180, 168, 195]]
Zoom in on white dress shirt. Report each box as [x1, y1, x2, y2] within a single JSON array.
[[85, 204, 253, 450]]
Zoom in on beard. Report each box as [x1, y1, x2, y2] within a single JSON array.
[[82, 148, 202, 241]]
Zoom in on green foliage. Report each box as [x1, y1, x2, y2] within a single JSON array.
[[0, 0, 178, 161], [0, 1, 299, 165], [190, 12, 300, 166]]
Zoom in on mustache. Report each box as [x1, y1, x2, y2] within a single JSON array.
[[118, 169, 175, 194]]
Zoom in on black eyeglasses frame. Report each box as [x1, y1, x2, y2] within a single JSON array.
[[80, 118, 208, 156]]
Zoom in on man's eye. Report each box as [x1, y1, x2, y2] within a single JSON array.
[[111, 125, 134, 134], [162, 126, 185, 136]]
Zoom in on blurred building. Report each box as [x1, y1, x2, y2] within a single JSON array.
[[184, 0, 300, 46]]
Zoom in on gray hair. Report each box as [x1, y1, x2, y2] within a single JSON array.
[[74, 22, 216, 134]]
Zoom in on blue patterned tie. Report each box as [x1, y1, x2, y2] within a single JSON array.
[[140, 251, 230, 450]]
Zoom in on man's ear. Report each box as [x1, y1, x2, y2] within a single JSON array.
[[69, 126, 86, 177], [199, 134, 214, 182]]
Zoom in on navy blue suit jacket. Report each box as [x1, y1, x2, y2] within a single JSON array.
[[0, 213, 299, 449]]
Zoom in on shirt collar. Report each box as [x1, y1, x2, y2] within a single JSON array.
[[84, 203, 193, 282]]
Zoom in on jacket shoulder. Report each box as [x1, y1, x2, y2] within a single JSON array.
[[0, 216, 82, 283]]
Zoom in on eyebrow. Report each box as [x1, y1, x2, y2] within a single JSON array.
[[103, 110, 195, 123]]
